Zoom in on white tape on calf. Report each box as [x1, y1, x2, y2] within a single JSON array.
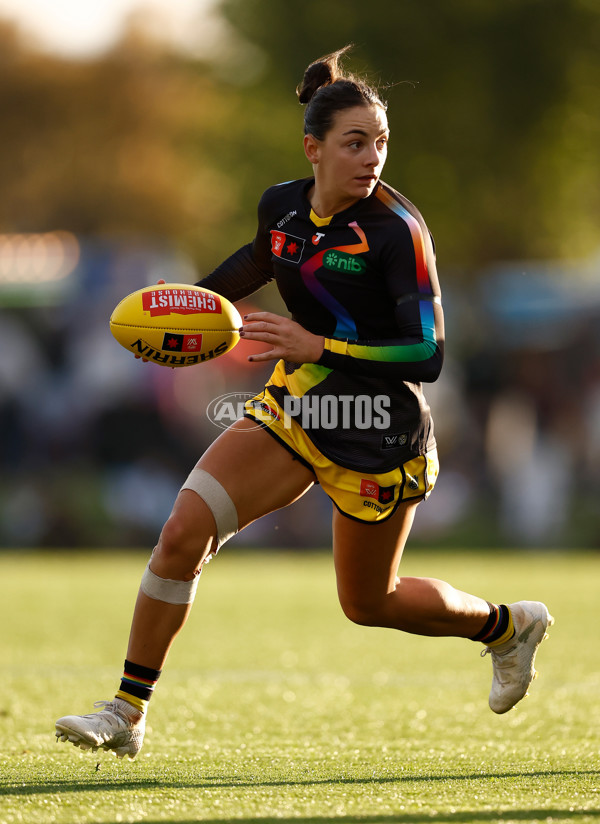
[[140, 563, 199, 605], [180, 468, 238, 549]]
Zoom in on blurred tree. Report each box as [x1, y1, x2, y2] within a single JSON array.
[[0, 19, 255, 273], [218, 0, 600, 267], [0, 0, 598, 273]]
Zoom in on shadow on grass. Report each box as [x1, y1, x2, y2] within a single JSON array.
[[42, 814, 600, 824], [1, 769, 599, 799], [1, 811, 598, 824], [117, 815, 600, 824]]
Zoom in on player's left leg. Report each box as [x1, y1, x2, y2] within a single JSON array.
[[332, 502, 553, 711], [332, 501, 490, 636]]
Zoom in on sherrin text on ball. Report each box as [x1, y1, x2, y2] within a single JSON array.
[[109, 283, 242, 367]]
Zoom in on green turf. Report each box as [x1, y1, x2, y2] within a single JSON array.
[[0, 548, 599, 824]]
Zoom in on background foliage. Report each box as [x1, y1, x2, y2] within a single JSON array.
[[0, 1, 598, 549], [2, 0, 600, 269]]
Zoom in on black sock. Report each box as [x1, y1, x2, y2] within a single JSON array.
[[471, 603, 513, 644], [115, 659, 161, 713]]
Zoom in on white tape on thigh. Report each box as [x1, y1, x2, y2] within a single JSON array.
[[180, 468, 238, 549], [140, 563, 199, 605]]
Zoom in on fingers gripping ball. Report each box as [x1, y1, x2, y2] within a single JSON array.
[[109, 284, 242, 367]]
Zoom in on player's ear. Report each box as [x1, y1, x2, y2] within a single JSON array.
[[304, 134, 321, 164]]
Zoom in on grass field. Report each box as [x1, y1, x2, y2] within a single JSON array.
[[0, 548, 599, 824]]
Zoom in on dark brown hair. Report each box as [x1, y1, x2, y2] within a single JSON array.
[[297, 45, 386, 140]]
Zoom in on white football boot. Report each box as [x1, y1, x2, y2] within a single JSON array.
[[482, 600, 554, 714], [55, 697, 145, 759]]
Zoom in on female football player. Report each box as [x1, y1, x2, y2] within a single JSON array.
[[56, 46, 552, 758]]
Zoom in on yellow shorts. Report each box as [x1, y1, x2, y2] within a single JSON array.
[[244, 386, 439, 524]]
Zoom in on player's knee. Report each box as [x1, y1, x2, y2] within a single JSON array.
[[153, 512, 213, 578]]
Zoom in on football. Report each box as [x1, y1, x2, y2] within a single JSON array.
[[109, 283, 242, 367]]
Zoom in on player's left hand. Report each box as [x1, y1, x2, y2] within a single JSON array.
[[239, 312, 324, 364]]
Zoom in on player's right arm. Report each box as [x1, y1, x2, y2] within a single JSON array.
[[195, 243, 273, 302], [195, 190, 275, 301]]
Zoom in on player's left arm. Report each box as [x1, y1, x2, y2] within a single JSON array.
[[316, 214, 444, 382], [317, 294, 444, 382], [239, 311, 324, 365]]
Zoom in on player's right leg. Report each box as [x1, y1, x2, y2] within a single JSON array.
[[331, 505, 553, 713], [55, 417, 316, 758]]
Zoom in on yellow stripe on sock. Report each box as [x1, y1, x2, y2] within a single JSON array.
[[115, 690, 148, 714], [485, 609, 515, 648]]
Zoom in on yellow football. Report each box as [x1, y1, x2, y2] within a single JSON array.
[[109, 283, 242, 367]]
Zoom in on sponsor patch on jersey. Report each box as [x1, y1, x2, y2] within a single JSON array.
[[162, 333, 203, 352], [359, 479, 395, 504], [270, 230, 305, 263], [381, 432, 409, 450], [276, 210, 297, 228], [323, 250, 366, 274]]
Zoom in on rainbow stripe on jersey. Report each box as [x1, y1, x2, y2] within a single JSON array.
[[319, 187, 438, 365], [299, 221, 368, 338]]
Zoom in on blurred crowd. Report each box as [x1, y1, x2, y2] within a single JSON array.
[[1, 238, 598, 550]]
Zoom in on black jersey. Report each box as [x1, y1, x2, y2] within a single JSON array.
[[198, 177, 444, 473]]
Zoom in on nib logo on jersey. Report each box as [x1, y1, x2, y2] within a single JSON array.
[[162, 333, 203, 352], [323, 250, 366, 274], [270, 230, 305, 263]]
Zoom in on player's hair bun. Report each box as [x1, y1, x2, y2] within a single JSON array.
[[297, 61, 335, 104], [296, 45, 351, 104], [296, 45, 386, 141]]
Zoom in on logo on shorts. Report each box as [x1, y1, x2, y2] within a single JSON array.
[[248, 399, 281, 422], [381, 432, 409, 450], [205, 392, 278, 431], [359, 479, 395, 504]]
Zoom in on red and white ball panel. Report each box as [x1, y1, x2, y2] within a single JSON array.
[[109, 283, 242, 367]]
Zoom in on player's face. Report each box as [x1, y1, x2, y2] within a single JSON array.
[[305, 104, 389, 215]]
